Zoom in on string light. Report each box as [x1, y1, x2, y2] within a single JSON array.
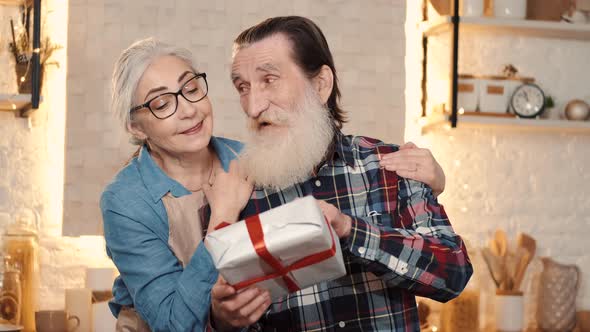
[[431, 326, 438, 332], [20, 76, 26, 82], [11, 103, 17, 110], [33, 48, 40, 53], [459, 107, 465, 115]]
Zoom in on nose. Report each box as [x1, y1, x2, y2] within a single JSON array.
[[176, 94, 198, 119], [246, 86, 270, 119]]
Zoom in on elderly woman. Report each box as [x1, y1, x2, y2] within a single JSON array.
[[101, 38, 447, 331]]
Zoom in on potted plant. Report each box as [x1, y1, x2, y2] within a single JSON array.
[[8, 14, 61, 94], [541, 95, 558, 119]]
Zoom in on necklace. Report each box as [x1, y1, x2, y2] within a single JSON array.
[[188, 156, 215, 192]]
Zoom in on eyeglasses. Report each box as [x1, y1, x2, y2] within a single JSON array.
[[130, 73, 208, 119]]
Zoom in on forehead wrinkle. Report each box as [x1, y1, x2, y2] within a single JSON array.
[[232, 47, 281, 75]]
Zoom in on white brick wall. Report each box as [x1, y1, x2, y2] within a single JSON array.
[[0, 0, 113, 312], [63, 0, 408, 234]]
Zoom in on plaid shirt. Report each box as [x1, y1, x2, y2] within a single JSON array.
[[232, 131, 473, 332]]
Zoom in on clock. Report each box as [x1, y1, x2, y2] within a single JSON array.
[[510, 83, 546, 118]]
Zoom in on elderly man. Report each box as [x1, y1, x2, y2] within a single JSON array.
[[210, 16, 472, 332]]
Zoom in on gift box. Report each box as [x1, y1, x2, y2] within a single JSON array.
[[204, 196, 346, 300]]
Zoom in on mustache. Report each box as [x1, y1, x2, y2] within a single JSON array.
[[248, 109, 290, 129]]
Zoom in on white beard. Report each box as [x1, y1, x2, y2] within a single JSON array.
[[240, 86, 335, 191]]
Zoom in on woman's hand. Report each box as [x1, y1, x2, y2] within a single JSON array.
[[379, 142, 446, 197], [203, 160, 253, 233], [211, 276, 271, 330]]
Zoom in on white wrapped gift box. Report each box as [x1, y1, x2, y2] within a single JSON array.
[[205, 196, 346, 300]]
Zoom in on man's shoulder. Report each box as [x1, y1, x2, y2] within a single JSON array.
[[343, 133, 400, 156]]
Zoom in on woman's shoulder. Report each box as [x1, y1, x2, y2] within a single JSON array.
[[211, 136, 243, 156], [100, 161, 152, 214], [211, 136, 244, 170]]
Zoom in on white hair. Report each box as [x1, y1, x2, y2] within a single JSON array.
[[239, 83, 335, 190], [111, 37, 197, 145]]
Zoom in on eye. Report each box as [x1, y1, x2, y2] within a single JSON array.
[[235, 83, 249, 95], [184, 85, 199, 95], [264, 76, 277, 84], [150, 95, 173, 111]]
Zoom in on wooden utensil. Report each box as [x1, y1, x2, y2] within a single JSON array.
[[494, 229, 508, 258], [481, 247, 503, 288], [517, 233, 536, 256], [513, 233, 536, 290]]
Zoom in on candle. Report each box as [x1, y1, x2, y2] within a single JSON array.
[[65, 288, 92, 332]]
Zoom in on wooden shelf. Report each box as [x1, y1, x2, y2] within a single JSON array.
[[421, 113, 590, 134], [421, 16, 590, 41], [0, 94, 42, 116], [0, 0, 24, 5]]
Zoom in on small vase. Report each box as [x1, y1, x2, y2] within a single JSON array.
[[495, 290, 524, 332], [537, 257, 580, 332], [14, 62, 44, 94]]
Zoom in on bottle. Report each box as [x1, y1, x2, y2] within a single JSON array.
[[2, 208, 39, 332]]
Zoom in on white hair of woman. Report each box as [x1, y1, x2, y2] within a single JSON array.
[[111, 37, 197, 145]]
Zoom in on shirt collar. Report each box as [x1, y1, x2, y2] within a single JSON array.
[[136, 136, 242, 203], [329, 130, 356, 168]]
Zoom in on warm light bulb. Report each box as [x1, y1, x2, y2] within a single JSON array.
[[459, 107, 465, 115], [20, 76, 25, 82], [11, 103, 17, 110], [431, 326, 438, 332], [33, 48, 40, 53]]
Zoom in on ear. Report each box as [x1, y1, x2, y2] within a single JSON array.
[[127, 119, 148, 142], [312, 65, 334, 105]]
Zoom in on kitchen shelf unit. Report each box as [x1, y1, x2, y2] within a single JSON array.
[[421, 15, 590, 40], [421, 113, 590, 135], [420, 1, 590, 130], [0, 0, 24, 5], [0, 94, 43, 116], [0, 0, 42, 116]]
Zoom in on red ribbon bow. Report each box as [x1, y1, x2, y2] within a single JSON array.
[[232, 214, 338, 293]]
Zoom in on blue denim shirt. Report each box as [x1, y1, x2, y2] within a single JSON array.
[[100, 136, 243, 332]]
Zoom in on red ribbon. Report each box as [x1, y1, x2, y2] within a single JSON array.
[[232, 214, 338, 293]]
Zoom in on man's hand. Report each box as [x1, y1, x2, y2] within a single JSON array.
[[378, 142, 446, 197], [211, 277, 271, 331], [317, 200, 352, 238]]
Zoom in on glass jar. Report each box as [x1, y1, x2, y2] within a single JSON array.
[[439, 240, 481, 332], [0, 255, 22, 325], [2, 208, 39, 332]]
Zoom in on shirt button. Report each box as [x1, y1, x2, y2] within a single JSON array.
[[338, 321, 346, 328], [315, 180, 322, 187], [358, 246, 366, 254]]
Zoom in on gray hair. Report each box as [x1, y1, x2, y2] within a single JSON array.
[[111, 37, 197, 145]]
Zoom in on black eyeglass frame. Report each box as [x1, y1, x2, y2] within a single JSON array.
[[130, 72, 208, 120]]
